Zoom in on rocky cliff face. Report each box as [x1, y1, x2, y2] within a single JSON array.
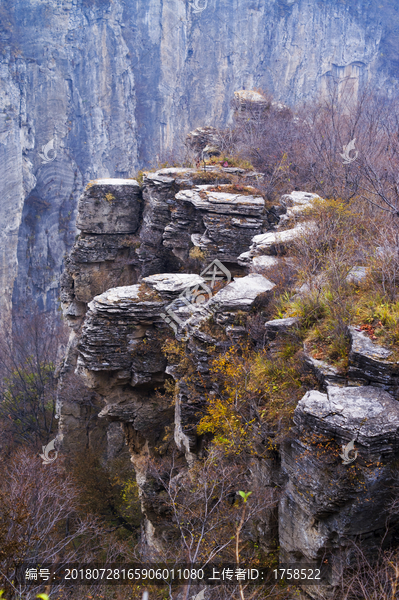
[[58, 169, 399, 598], [57, 165, 276, 456], [2, 0, 399, 328]]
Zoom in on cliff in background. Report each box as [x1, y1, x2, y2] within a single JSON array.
[[1, 0, 399, 328]]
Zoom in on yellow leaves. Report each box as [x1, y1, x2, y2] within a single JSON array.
[[198, 341, 311, 453], [197, 394, 249, 454], [161, 338, 186, 361]]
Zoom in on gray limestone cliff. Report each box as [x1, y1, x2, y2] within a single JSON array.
[[2, 0, 399, 328]]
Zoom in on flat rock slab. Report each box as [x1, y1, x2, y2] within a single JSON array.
[[209, 273, 275, 311], [88, 285, 164, 318], [153, 168, 197, 177], [346, 266, 368, 285], [142, 273, 205, 300], [76, 179, 141, 234], [302, 353, 347, 387], [238, 222, 315, 264], [251, 222, 314, 254], [252, 255, 280, 269], [296, 386, 399, 448], [144, 168, 197, 184], [176, 186, 264, 216], [349, 326, 392, 361]]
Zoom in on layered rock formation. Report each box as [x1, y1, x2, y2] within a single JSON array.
[[58, 172, 399, 598], [282, 385, 399, 599], [2, 0, 399, 329], [58, 165, 275, 463]]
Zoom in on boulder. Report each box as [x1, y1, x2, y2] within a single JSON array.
[[233, 90, 270, 118], [346, 266, 368, 285], [185, 126, 221, 155], [238, 221, 315, 265], [279, 191, 319, 211], [208, 273, 275, 311], [264, 316, 299, 341]]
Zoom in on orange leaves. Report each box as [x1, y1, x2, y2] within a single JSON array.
[[361, 323, 377, 339]]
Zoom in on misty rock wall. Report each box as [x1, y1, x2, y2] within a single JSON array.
[[1, 0, 399, 327]]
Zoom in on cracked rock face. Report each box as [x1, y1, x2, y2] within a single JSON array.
[[76, 180, 142, 234], [348, 326, 399, 393], [164, 185, 267, 264], [296, 386, 399, 448], [138, 168, 242, 275], [76, 285, 168, 379], [61, 182, 143, 326], [60, 269, 278, 550], [280, 385, 399, 599]]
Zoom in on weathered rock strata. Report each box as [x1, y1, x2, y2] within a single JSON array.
[[348, 326, 399, 394], [58, 176, 399, 599], [281, 385, 399, 599]]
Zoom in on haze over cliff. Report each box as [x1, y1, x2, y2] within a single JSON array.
[[1, 0, 399, 329]]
